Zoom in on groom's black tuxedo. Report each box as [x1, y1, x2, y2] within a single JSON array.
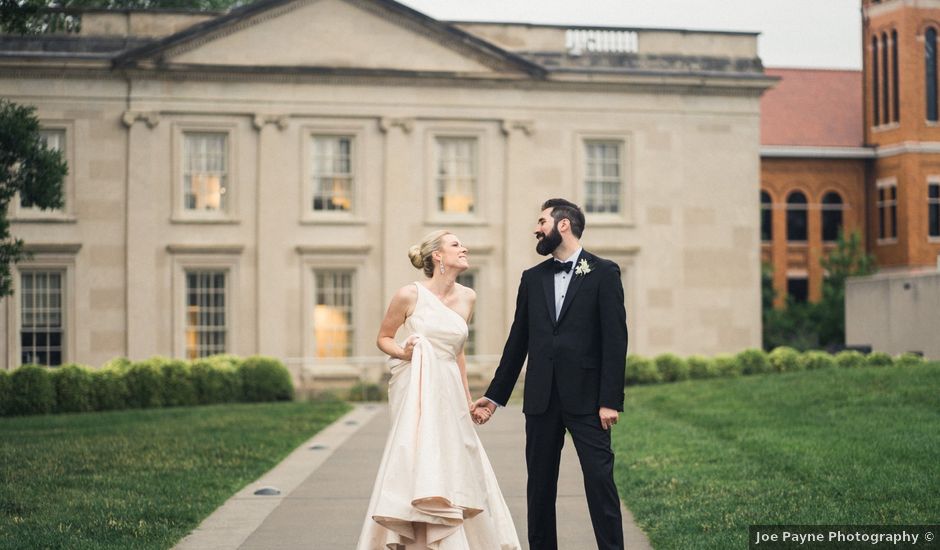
[[485, 250, 627, 414], [485, 249, 628, 550]]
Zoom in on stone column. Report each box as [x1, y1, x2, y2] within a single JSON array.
[[253, 114, 289, 356], [500, 120, 536, 327], [122, 110, 160, 359], [379, 117, 415, 305]]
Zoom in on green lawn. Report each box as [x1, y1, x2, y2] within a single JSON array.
[[612, 363, 940, 550], [0, 399, 350, 550]]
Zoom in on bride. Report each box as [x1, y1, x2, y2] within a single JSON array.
[[356, 230, 520, 550]]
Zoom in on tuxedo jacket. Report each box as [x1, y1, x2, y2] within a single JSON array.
[[485, 250, 628, 415]]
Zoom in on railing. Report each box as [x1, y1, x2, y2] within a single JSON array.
[[565, 29, 639, 55]]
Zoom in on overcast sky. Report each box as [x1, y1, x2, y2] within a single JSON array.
[[398, 0, 862, 70]]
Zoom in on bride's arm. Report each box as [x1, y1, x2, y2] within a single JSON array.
[[376, 285, 418, 360]]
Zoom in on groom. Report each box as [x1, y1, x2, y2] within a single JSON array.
[[473, 198, 628, 550]]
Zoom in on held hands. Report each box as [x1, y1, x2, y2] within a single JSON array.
[[599, 407, 619, 430], [470, 397, 497, 425]]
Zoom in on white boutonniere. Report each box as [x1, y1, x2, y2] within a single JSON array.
[[574, 258, 592, 276]]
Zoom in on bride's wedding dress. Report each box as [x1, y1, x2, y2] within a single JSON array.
[[357, 282, 520, 550]]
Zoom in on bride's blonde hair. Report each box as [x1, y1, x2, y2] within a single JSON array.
[[408, 230, 452, 278]]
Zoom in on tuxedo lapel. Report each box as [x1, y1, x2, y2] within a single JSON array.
[[541, 262, 557, 326], [556, 250, 592, 325]]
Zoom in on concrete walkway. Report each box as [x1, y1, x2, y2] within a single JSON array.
[[175, 404, 652, 549]]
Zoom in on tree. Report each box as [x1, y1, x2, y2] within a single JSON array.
[[0, 99, 67, 297], [1, 0, 250, 33], [817, 229, 876, 347]]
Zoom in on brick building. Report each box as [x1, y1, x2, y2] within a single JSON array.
[[760, 0, 940, 307]]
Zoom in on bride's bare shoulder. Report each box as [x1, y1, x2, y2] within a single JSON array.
[[393, 283, 419, 305]]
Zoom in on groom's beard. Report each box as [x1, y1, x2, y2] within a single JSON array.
[[535, 226, 563, 256]]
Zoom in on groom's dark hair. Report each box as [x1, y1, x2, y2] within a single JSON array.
[[542, 198, 585, 238]]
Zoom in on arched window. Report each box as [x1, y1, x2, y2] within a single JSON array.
[[821, 192, 844, 243], [761, 190, 773, 242], [882, 32, 890, 124], [786, 191, 808, 242], [927, 27, 938, 122], [873, 35, 881, 125], [892, 30, 900, 122]]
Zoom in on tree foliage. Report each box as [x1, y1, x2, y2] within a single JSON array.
[[762, 230, 876, 351], [0, 99, 67, 297]]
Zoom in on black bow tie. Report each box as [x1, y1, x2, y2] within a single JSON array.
[[553, 261, 573, 274]]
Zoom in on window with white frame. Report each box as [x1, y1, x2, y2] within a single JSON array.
[[929, 182, 940, 238], [20, 270, 64, 366], [185, 271, 227, 359], [435, 137, 477, 214], [877, 179, 898, 240], [19, 129, 66, 212], [584, 140, 622, 214], [456, 270, 477, 355], [313, 270, 354, 358], [311, 135, 354, 212], [183, 132, 228, 212]]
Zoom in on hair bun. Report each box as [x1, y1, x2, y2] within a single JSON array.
[[408, 245, 424, 269]]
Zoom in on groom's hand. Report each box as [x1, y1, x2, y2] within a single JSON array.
[[599, 407, 619, 430], [471, 397, 496, 424]]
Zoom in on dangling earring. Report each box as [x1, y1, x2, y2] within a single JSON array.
[[439, 260, 445, 275]]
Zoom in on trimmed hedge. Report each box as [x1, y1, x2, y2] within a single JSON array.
[[625, 348, 929, 386], [0, 355, 294, 417]]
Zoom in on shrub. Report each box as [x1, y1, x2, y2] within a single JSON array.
[[191, 359, 241, 404], [123, 359, 165, 408], [768, 346, 802, 372], [91, 367, 129, 411], [865, 351, 893, 368], [655, 354, 689, 383], [52, 364, 95, 413], [687, 355, 718, 379], [10, 364, 55, 415], [160, 360, 197, 407], [204, 354, 242, 370], [625, 355, 661, 385], [737, 348, 771, 375], [713, 354, 741, 377], [102, 357, 131, 372], [0, 369, 11, 416], [834, 350, 865, 369], [239, 356, 294, 402], [799, 350, 836, 371], [347, 382, 385, 402], [895, 352, 926, 368]]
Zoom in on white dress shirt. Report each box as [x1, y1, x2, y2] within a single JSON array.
[[554, 247, 582, 320]]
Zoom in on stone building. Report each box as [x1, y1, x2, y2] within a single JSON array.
[[0, 0, 772, 379]]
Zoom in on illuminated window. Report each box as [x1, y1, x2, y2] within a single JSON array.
[[185, 271, 226, 359], [584, 140, 622, 214], [877, 179, 898, 240], [311, 136, 353, 212], [929, 182, 940, 237], [456, 271, 477, 355], [436, 137, 477, 214], [786, 191, 808, 242], [760, 190, 773, 242], [821, 192, 844, 243], [20, 271, 64, 366], [183, 132, 228, 212], [313, 271, 354, 358]]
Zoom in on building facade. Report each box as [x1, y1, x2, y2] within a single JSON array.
[[759, 0, 940, 308], [0, 0, 772, 378]]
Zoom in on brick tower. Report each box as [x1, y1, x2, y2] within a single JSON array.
[[863, 0, 940, 269]]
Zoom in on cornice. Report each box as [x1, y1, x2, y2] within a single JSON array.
[[761, 145, 876, 159], [295, 244, 372, 255], [166, 244, 245, 254], [23, 243, 82, 254]]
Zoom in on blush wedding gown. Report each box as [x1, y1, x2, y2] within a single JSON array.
[[356, 282, 520, 550]]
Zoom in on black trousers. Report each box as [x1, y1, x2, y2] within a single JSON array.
[[525, 380, 624, 550]]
